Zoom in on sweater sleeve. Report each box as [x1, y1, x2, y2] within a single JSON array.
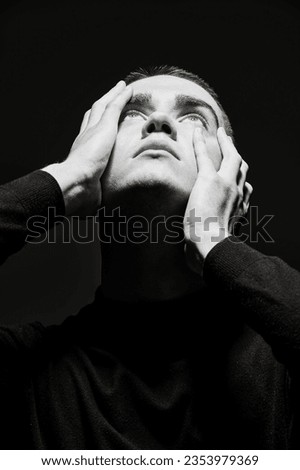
[[0, 170, 65, 264], [203, 236, 300, 366]]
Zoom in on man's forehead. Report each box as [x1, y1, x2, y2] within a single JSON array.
[[130, 75, 222, 119]]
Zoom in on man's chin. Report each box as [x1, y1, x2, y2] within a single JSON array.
[[102, 175, 191, 214]]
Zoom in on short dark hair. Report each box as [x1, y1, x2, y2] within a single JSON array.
[[124, 65, 233, 137]]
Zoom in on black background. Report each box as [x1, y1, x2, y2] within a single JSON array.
[[0, 0, 299, 325]]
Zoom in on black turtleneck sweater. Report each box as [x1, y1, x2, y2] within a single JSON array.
[[0, 170, 300, 449]]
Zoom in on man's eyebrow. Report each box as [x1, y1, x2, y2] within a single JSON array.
[[125, 92, 154, 108], [175, 94, 219, 127]]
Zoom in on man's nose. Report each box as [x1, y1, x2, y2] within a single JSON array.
[[141, 112, 177, 140]]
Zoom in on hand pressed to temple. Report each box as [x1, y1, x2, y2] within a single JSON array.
[[184, 126, 253, 274], [43, 81, 132, 215]]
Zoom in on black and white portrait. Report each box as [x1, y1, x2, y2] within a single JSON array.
[[0, 0, 299, 453]]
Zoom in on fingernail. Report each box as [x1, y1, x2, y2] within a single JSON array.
[[116, 80, 126, 87]]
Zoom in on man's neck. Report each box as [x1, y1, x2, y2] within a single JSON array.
[[101, 240, 203, 302], [100, 190, 204, 302]]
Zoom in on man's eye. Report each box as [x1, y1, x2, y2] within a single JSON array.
[[123, 110, 145, 120], [181, 113, 206, 125]]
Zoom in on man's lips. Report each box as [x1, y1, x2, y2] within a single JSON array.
[[133, 140, 180, 160]]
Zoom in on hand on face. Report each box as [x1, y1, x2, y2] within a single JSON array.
[[67, 81, 133, 213], [184, 126, 253, 273], [43, 81, 132, 216]]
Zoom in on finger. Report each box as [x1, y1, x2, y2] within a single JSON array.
[[237, 160, 249, 187], [218, 127, 243, 179], [99, 85, 133, 129], [237, 162, 250, 216], [193, 127, 215, 175], [244, 182, 253, 207], [239, 182, 253, 216], [79, 109, 91, 134], [87, 80, 126, 128]]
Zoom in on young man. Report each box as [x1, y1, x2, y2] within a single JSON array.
[[0, 66, 299, 449]]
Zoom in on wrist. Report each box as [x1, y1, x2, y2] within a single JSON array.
[[197, 229, 230, 259], [42, 162, 88, 215], [185, 227, 230, 274]]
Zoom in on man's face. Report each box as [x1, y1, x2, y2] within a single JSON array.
[[102, 75, 224, 203]]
